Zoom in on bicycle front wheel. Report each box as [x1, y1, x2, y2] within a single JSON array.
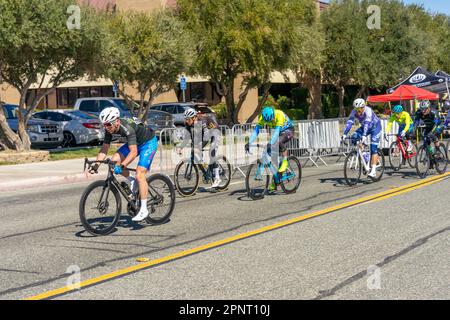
[[79, 180, 122, 236], [344, 150, 362, 186], [145, 174, 176, 225], [415, 146, 429, 178], [246, 161, 270, 200], [280, 156, 302, 194], [174, 159, 199, 197], [388, 141, 403, 171]]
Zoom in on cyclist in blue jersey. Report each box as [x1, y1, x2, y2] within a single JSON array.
[[341, 98, 382, 178]]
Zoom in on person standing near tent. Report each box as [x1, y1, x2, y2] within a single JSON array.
[[384, 105, 414, 153], [341, 98, 382, 178]]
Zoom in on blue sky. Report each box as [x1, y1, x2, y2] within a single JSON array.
[[401, 0, 450, 15], [322, 1, 450, 15]]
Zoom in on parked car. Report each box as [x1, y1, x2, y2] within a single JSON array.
[[150, 102, 217, 126], [73, 97, 138, 118], [145, 109, 176, 134], [33, 110, 104, 147], [2, 104, 63, 149]]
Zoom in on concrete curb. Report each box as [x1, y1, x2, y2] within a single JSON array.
[[0, 172, 107, 192]]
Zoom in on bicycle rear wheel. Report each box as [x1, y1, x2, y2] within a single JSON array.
[[79, 180, 122, 236], [407, 142, 418, 168], [368, 150, 385, 182], [214, 156, 232, 191], [144, 174, 176, 225], [246, 161, 270, 200], [415, 145, 429, 178], [174, 159, 199, 197], [388, 141, 403, 171], [434, 143, 448, 174], [280, 156, 302, 194], [344, 150, 361, 186]]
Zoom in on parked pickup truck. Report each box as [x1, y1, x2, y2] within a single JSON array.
[[2, 104, 64, 149]]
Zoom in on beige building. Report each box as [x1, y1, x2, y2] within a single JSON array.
[[0, 0, 327, 123]]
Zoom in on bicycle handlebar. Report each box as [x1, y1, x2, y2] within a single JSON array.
[[84, 158, 136, 174]]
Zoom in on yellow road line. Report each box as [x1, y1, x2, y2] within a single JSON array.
[[26, 172, 450, 300]]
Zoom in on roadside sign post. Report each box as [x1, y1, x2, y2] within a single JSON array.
[[113, 80, 119, 98], [180, 76, 187, 102]]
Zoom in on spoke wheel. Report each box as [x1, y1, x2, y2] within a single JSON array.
[[344, 150, 361, 186], [280, 156, 302, 194], [434, 143, 448, 174], [246, 161, 270, 200], [388, 141, 403, 171], [79, 181, 121, 236], [415, 146, 430, 179], [174, 160, 199, 197], [368, 150, 385, 182], [143, 174, 176, 225]]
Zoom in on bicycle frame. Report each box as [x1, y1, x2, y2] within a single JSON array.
[[388, 134, 416, 160], [84, 158, 160, 214], [250, 145, 287, 184]]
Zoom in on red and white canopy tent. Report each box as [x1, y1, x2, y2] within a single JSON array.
[[367, 85, 439, 113]]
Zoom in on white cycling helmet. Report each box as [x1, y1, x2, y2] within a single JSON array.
[[419, 100, 430, 110], [353, 98, 366, 109], [184, 107, 197, 119], [99, 107, 120, 124]]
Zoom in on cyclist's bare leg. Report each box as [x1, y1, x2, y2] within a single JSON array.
[[136, 166, 148, 200], [371, 154, 379, 166]]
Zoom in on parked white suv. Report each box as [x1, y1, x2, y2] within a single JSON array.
[[73, 97, 135, 118]]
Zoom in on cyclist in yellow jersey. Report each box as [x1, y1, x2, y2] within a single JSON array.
[[245, 106, 295, 190], [384, 105, 414, 152]]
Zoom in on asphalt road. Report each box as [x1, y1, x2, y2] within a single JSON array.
[[0, 162, 448, 300]]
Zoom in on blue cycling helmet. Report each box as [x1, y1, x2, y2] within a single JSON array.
[[392, 105, 403, 113], [262, 106, 275, 122]]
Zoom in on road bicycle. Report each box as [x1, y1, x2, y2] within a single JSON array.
[[343, 138, 385, 186], [80, 158, 176, 236], [174, 151, 232, 197], [415, 134, 448, 178], [387, 133, 418, 171], [245, 144, 302, 200]]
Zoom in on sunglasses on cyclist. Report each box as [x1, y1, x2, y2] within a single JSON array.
[[103, 121, 117, 128]]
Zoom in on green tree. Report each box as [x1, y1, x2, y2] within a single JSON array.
[[0, 0, 108, 151], [104, 9, 191, 121], [284, 0, 325, 119], [321, 0, 365, 117], [176, 0, 298, 123], [356, 0, 429, 93]]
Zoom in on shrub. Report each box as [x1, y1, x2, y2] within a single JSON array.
[[210, 102, 228, 119]]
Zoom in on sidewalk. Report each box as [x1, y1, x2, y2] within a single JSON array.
[[0, 158, 106, 192], [0, 156, 178, 192]]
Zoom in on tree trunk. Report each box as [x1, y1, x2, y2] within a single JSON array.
[[0, 112, 24, 152], [223, 81, 235, 124], [355, 86, 366, 99], [17, 89, 32, 151], [246, 83, 271, 123], [233, 83, 252, 124], [307, 74, 323, 119], [337, 84, 346, 118]]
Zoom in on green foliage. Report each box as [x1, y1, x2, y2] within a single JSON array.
[[176, 0, 321, 122], [259, 95, 279, 109], [0, 0, 109, 150], [210, 102, 228, 119], [105, 9, 191, 116]]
